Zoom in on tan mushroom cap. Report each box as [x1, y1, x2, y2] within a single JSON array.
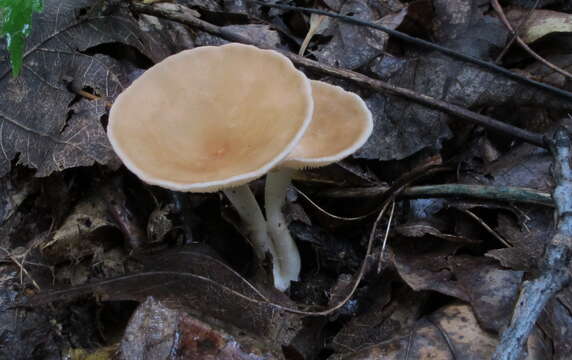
[[282, 80, 373, 168], [107, 43, 314, 192]]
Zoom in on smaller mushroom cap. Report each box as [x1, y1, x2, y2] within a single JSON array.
[[107, 44, 314, 192], [282, 80, 373, 168]]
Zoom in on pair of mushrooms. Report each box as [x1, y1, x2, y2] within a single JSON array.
[[107, 43, 373, 291]]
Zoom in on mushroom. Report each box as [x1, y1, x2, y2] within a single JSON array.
[[265, 80, 373, 289], [107, 43, 314, 290]]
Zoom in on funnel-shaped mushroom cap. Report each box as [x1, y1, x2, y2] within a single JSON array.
[[282, 80, 373, 168], [108, 44, 313, 192]]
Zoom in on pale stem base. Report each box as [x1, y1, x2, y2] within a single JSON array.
[[223, 185, 288, 290], [265, 168, 301, 290]]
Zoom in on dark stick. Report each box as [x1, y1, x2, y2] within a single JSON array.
[[101, 176, 147, 249], [494, 0, 541, 63], [130, 2, 547, 148], [253, 2, 572, 102], [492, 128, 572, 360], [317, 184, 553, 207]]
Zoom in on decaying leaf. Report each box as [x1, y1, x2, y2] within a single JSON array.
[[0, 0, 173, 177], [506, 7, 572, 44], [332, 283, 424, 353], [314, 1, 403, 69], [0, 269, 63, 360], [119, 297, 283, 360], [393, 242, 522, 331], [146, 204, 175, 244], [331, 304, 502, 360], [41, 192, 116, 263], [27, 247, 303, 346], [195, 24, 281, 48]]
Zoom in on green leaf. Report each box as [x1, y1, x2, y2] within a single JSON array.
[[0, 0, 43, 76]]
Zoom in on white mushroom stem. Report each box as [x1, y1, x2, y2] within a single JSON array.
[[223, 185, 288, 290], [265, 168, 301, 290]]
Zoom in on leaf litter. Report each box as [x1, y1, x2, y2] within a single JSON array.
[[1, 0, 572, 359]]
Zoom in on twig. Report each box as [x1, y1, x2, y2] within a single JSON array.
[[495, 0, 541, 63], [492, 0, 572, 80], [492, 127, 572, 360], [318, 184, 553, 207], [294, 186, 372, 222], [129, 2, 547, 148], [461, 208, 512, 247], [253, 1, 572, 102], [101, 176, 147, 249], [0, 247, 41, 291], [377, 201, 395, 273]]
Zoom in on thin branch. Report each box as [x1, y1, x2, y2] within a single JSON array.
[[492, 0, 572, 80], [129, 2, 547, 148], [493, 127, 572, 360], [318, 184, 553, 207], [495, 0, 541, 63], [377, 201, 395, 273], [461, 208, 512, 248]]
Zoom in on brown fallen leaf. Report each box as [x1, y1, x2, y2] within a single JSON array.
[[506, 7, 572, 44], [331, 304, 501, 360], [26, 247, 303, 346], [41, 193, 117, 264], [119, 297, 284, 360]]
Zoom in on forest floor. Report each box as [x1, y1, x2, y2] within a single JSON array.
[[1, 0, 572, 359]]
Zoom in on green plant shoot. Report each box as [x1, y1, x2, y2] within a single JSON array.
[[0, 0, 43, 76]]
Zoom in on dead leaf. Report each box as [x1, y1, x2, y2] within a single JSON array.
[[314, 1, 402, 69], [0, 269, 63, 360], [506, 7, 572, 44], [0, 0, 173, 177], [146, 204, 175, 244], [332, 283, 424, 353], [41, 193, 117, 264], [119, 297, 283, 360], [195, 24, 281, 48], [27, 247, 303, 345], [393, 242, 522, 331], [355, 92, 453, 161], [331, 304, 500, 360]]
